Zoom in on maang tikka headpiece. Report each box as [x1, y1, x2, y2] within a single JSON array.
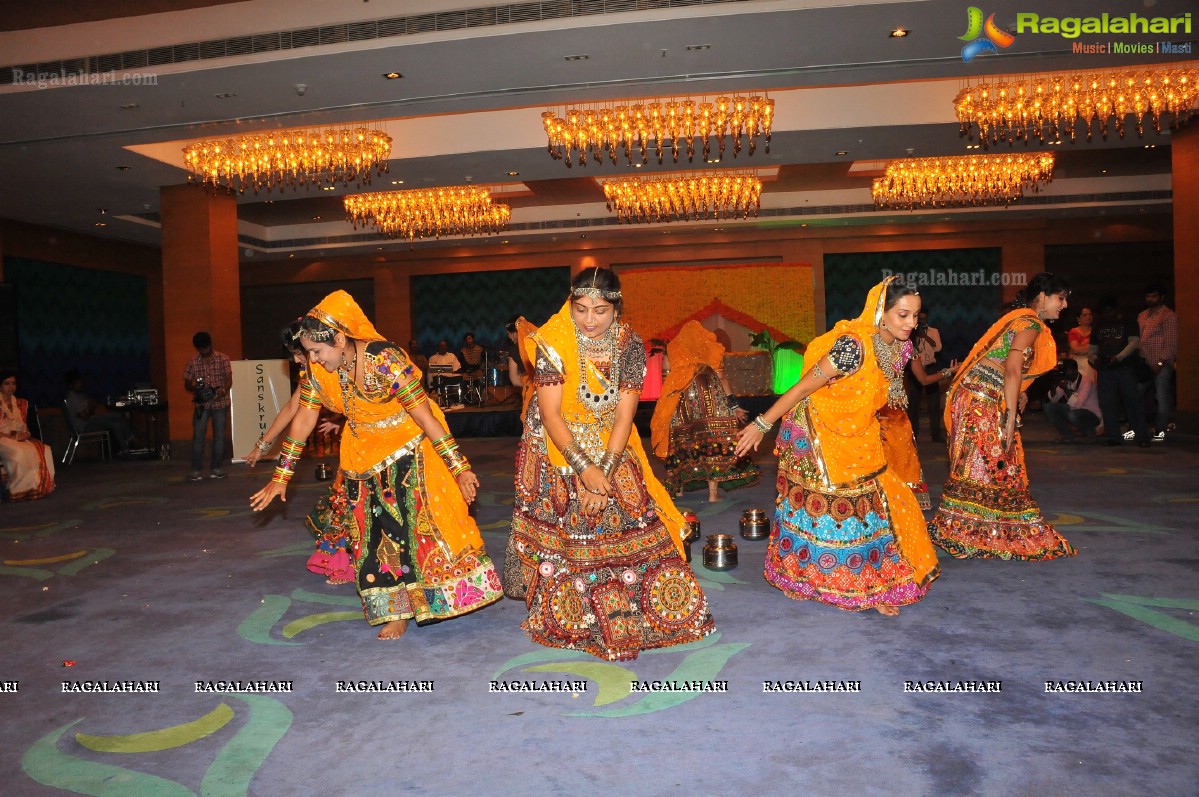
[[297, 320, 337, 343], [570, 267, 622, 301]]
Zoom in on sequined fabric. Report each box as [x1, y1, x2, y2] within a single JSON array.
[[662, 367, 760, 494]]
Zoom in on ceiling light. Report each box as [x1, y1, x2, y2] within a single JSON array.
[[955, 65, 1199, 148], [391, 180, 405, 185], [383, 72, 402, 79], [94, 222, 107, 227], [543, 92, 774, 167], [507, 171, 520, 176], [98, 208, 108, 215], [602, 172, 762, 224], [872, 153, 1055, 209], [183, 126, 392, 193], [321, 186, 336, 191], [889, 28, 910, 38], [312, 215, 321, 220], [835, 151, 848, 156], [345, 186, 511, 240]]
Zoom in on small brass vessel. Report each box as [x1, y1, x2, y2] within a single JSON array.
[[740, 508, 770, 540], [703, 534, 738, 571]]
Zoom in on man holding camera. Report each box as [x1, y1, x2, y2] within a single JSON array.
[[183, 331, 232, 481]]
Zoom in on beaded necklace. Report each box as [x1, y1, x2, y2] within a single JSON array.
[[338, 345, 359, 435], [571, 321, 622, 457], [871, 332, 909, 409]]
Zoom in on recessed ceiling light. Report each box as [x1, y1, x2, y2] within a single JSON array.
[[264, 200, 274, 204], [116, 165, 131, 171], [889, 27, 910, 38], [119, 102, 139, 110], [214, 92, 237, 99], [1144, 144, 1156, 149], [685, 44, 711, 51], [94, 222, 107, 227], [563, 54, 590, 61], [507, 171, 520, 176], [391, 180, 405, 185], [383, 72, 403, 80], [98, 208, 108, 215], [632, 163, 643, 168], [288, 253, 295, 258], [835, 151, 848, 156], [1101, 169, 1108, 174], [312, 215, 321, 221], [321, 186, 336, 191], [706, 157, 721, 164]]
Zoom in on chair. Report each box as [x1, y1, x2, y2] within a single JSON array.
[[61, 400, 111, 465]]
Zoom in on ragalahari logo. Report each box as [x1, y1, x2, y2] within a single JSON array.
[[959, 6, 1016, 62]]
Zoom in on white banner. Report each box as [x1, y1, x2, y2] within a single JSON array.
[[230, 360, 292, 463]]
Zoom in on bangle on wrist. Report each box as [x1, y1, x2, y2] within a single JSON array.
[[597, 449, 620, 477], [562, 443, 594, 475], [752, 415, 774, 434]]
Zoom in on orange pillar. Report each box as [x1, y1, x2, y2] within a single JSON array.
[[1173, 124, 1198, 430], [373, 266, 410, 345], [160, 184, 241, 443]]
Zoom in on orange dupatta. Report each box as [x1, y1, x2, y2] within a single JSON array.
[[528, 300, 687, 553], [304, 290, 484, 557], [650, 321, 726, 458]]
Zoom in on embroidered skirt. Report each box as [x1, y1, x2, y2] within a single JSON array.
[[664, 372, 760, 494], [305, 474, 354, 583], [929, 365, 1077, 561], [343, 450, 503, 626], [508, 432, 714, 661]]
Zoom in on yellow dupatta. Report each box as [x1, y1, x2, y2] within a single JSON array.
[[514, 316, 538, 417], [305, 290, 484, 557], [943, 307, 1058, 430], [650, 321, 726, 458], [527, 299, 687, 553]]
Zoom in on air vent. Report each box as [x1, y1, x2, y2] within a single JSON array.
[[2, 0, 767, 84]]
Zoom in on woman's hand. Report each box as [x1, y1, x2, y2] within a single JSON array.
[[455, 470, 479, 503], [735, 424, 763, 457], [1017, 391, 1029, 413], [250, 481, 287, 511], [578, 466, 612, 515], [733, 407, 749, 424], [1002, 409, 1018, 453], [243, 447, 262, 467], [317, 419, 342, 436]]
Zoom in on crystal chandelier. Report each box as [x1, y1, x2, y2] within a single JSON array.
[[344, 186, 511, 240], [871, 153, 1055, 210], [542, 94, 774, 167], [954, 66, 1199, 148], [183, 126, 392, 193], [602, 172, 763, 224]]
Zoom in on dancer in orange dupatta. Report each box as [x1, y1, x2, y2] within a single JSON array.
[[930, 273, 1077, 561], [879, 357, 957, 511], [507, 268, 713, 660], [735, 277, 939, 615], [251, 291, 502, 639], [650, 321, 759, 501]]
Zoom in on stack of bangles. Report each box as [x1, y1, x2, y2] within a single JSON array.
[[564, 443, 620, 477], [752, 415, 774, 434], [255, 436, 273, 453], [271, 436, 307, 485], [431, 433, 471, 476], [395, 378, 428, 412]]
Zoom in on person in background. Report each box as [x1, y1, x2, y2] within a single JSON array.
[[64, 370, 134, 456], [183, 331, 232, 481], [407, 338, 429, 376], [428, 340, 462, 374], [1090, 295, 1150, 448], [0, 371, 55, 500], [1067, 307, 1093, 357], [1137, 283, 1177, 441], [929, 272, 1077, 561], [460, 332, 485, 382], [1043, 359, 1101, 443], [907, 308, 944, 442]]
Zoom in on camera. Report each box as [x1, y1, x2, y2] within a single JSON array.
[[193, 377, 216, 404]]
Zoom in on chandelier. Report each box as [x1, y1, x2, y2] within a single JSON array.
[[183, 126, 392, 193], [954, 66, 1199, 148], [344, 186, 511, 239], [602, 172, 763, 224], [871, 153, 1055, 210], [542, 94, 774, 167]]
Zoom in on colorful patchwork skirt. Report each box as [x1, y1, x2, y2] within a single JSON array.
[[343, 450, 503, 626], [508, 433, 714, 661], [929, 366, 1077, 561], [305, 473, 354, 583], [663, 373, 760, 495], [764, 469, 938, 610]]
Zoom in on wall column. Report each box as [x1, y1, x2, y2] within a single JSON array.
[[160, 184, 241, 443], [373, 266, 411, 345], [1172, 123, 1198, 430]]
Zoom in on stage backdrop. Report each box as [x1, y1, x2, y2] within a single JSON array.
[[230, 359, 291, 463], [823, 249, 1003, 365], [619, 263, 816, 347], [411, 266, 571, 355]]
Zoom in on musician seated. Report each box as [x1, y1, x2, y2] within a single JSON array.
[[427, 340, 461, 386], [460, 333, 484, 382]]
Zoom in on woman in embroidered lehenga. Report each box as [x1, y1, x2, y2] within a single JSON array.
[[651, 320, 759, 501], [0, 372, 55, 501], [929, 273, 1077, 561], [242, 322, 353, 585], [251, 291, 503, 640], [507, 268, 714, 661], [734, 277, 939, 616]]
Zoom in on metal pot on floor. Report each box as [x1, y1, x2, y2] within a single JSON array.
[[740, 508, 770, 540], [703, 534, 738, 571]]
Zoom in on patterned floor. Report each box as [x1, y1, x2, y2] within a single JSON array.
[[1, 415, 1196, 796]]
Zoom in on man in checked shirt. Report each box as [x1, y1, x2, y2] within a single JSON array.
[[183, 331, 233, 480]]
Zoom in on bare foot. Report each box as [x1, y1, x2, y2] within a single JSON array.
[[874, 605, 900, 617], [326, 577, 353, 585], [377, 619, 409, 640], [707, 484, 721, 503]]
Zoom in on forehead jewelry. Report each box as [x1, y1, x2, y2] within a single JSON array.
[[570, 268, 622, 301]]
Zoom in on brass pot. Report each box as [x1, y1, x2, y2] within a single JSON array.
[[703, 534, 738, 570], [740, 508, 770, 540], [682, 511, 701, 543]]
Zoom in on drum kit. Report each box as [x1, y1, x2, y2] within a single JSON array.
[[429, 349, 513, 409]]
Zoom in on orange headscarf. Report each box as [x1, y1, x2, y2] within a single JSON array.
[[304, 291, 484, 557], [650, 321, 726, 458], [943, 307, 1058, 429], [528, 299, 687, 553]]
